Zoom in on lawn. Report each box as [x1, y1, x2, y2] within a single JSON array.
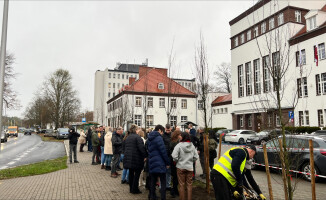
[[37, 133, 64, 142], [0, 156, 67, 180]]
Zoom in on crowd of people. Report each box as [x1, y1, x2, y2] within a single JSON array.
[[68, 124, 266, 200]]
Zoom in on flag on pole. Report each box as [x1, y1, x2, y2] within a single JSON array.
[[314, 45, 319, 67]]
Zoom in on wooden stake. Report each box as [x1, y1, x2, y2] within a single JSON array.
[[278, 139, 289, 200], [309, 139, 316, 200], [263, 144, 274, 200], [218, 134, 222, 159]]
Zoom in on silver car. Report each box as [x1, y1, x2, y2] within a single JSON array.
[[225, 130, 257, 144]]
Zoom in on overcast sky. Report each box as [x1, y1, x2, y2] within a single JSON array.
[[3, 0, 257, 117]]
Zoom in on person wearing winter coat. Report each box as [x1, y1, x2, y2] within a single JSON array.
[[104, 127, 113, 171], [170, 130, 182, 198], [162, 124, 172, 191], [68, 127, 80, 164], [111, 127, 123, 178], [78, 129, 87, 152], [148, 125, 170, 200], [91, 127, 100, 165], [87, 127, 93, 152], [172, 132, 199, 200], [123, 124, 147, 194], [121, 131, 130, 184], [208, 130, 218, 170]]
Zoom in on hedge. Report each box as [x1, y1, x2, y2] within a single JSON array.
[[205, 127, 227, 133], [285, 126, 321, 134]]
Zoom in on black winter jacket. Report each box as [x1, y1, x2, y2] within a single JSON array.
[[112, 132, 123, 154], [123, 132, 147, 170], [68, 129, 80, 145], [162, 132, 171, 156]]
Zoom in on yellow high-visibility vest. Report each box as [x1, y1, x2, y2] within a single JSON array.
[[213, 147, 247, 187]]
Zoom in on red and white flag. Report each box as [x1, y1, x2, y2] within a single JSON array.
[[314, 45, 318, 66]]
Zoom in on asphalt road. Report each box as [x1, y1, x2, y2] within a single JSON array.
[[0, 133, 66, 170], [196, 142, 326, 199]]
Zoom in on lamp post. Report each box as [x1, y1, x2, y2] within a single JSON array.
[[0, 0, 9, 151]]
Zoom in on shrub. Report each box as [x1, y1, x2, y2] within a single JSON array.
[[285, 126, 321, 134]]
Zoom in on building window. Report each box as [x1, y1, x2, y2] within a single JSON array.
[[135, 115, 142, 126], [261, 22, 266, 34], [253, 59, 261, 94], [113, 83, 115, 88], [267, 114, 272, 127], [247, 30, 251, 41], [308, 16, 317, 30], [159, 98, 165, 108], [295, 10, 301, 23], [171, 99, 177, 109], [263, 56, 270, 93], [122, 74, 124, 79], [117, 74, 120, 79], [126, 75, 129, 79], [299, 111, 304, 126], [181, 99, 187, 109], [318, 43, 326, 60], [238, 65, 244, 97], [198, 100, 203, 110], [108, 92, 111, 98], [225, 108, 228, 113], [146, 115, 154, 127], [158, 83, 164, 89], [269, 18, 275, 29], [248, 115, 252, 127], [113, 92, 115, 97], [303, 77, 308, 97], [234, 37, 238, 47], [305, 111, 310, 126], [170, 116, 177, 127], [316, 74, 321, 95], [135, 97, 141, 107], [245, 62, 252, 96], [217, 109, 220, 114], [181, 116, 188, 122], [117, 83, 120, 88], [241, 34, 245, 44], [113, 73, 116, 78], [109, 73, 111, 78], [297, 78, 302, 98], [148, 97, 153, 108], [272, 51, 281, 91], [278, 13, 284, 25], [275, 114, 281, 127], [239, 116, 243, 128], [108, 83, 111, 88], [296, 49, 306, 66], [321, 73, 326, 95], [254, 26, 258, 37], [318, 110, 324, 127]]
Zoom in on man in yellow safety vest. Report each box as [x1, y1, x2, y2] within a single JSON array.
[[210, 145, 257, 200]]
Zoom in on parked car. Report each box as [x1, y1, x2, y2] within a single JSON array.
[[1, 130, 7, 142], [224, 130, 257, 144], [246, 129, 291, 145], [253, 135, 326, 181], [311, 130, 326, 136], [56, 128, 69, 139], [215, 129, 234, 142], [44, 129, 55, 137], [24, 129, 32, 135]]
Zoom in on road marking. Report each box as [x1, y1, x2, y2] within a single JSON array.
[[7, 161, 15, 165]]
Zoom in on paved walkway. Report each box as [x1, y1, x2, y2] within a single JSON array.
[[0, 141, 148, 200]]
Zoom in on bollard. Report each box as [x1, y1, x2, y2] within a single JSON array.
[[309, 139, 316, 200], [263, 144, 274, 200]]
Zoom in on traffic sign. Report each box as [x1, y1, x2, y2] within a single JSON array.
[[288, 111, 294, 119], [82, 118, 86, 123]]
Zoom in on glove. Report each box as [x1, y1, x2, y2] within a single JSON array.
[[259, 194, 266, 200], [233, 191, 241, 199]]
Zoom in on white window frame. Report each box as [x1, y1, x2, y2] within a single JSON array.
[[247, 30, 251, 41], [238, 65, 244, 97], [171, 99, 177, 109], [109, 73, 111, 78], [275, 114, 281, 127], [198, 100, 203, 110], [234, 37, 238, 47], [148, 97, 153, 108], [303, 77, 308, 97], [278, 13, 284, 25], [108, 83, 111, 88], [245, 62, 252, 96], [113, 73, 116, 78], [181, 116, 188, 122], [269, 18, 275, 29], [225, 108, 228, 113], [181, 99, 187, 109], [295, 10, 301, 23], [239, 116, 243, 128], [135, 115, 142, 126], [146, 115, 154, 127], [309, 16, 317, 30], [318, 43, 326, 60], [299, 111, 304, 126], [170, 116, 177, 127], [261, 22, 266, 34], [241, 34, 245, 44], [305, 111, 309, 126], [254, 26, 258, 37], [316, 74, 321, 95], [317, 110, 324, 127], [248, 115, 252, 127], [159, 98, 165, 108], [135, 97, 142, 107], [158, 83, 164, 89], [263, 56, 270, 93], [321, 73, 326, 95], [254, 59, 261, 94]]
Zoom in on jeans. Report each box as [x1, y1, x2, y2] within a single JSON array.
[[122, 168, 129, 181], [104, 154, 113, 167], [177, 168, 193, 200], [129, 168, 142, 193], [150, 173, 166, 200], [111, 154, 121, 174], [69, 144, 77, 162], [100, 146, 105, 165], [199, 151, 206, 175], [88, 139, 92, 152], [166, 167, 171, 188], [92, 146, 99, 163], [117, 153, 124, 168]]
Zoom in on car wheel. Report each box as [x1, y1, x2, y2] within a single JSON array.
[[301, 162, 320, 182], [238, 138, 245, 145]]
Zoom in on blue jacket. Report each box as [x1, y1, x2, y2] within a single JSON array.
[[148, 131, 170, 173]]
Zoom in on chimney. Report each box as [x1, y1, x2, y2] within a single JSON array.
[[129, 77, 136, 85]]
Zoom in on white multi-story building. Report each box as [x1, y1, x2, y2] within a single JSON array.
[[211, 94, 233, 129], [106, 66, 198, 129], [229, 0, 326, 131]]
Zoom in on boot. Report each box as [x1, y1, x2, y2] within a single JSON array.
[[101, 164, 104, 169], [105, 166, 111, 171]]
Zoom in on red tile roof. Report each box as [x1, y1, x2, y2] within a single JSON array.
[[211, 94, 232, 106], [126, 68, 196, 96]]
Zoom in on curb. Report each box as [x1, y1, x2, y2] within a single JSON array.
[[64, 140, 69, 157]]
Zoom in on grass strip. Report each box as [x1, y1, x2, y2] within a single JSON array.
[[0, 156, 67, 180], [38, 133, 64, 142]]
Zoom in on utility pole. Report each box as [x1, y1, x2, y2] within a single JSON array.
[[0, 0, 9, 151]]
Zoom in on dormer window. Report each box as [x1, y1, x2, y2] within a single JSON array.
[[308, 15, 317, 30], [295, 10, 301, 23], [158, 83, 164, 89], [234, 37, 238, 47]]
